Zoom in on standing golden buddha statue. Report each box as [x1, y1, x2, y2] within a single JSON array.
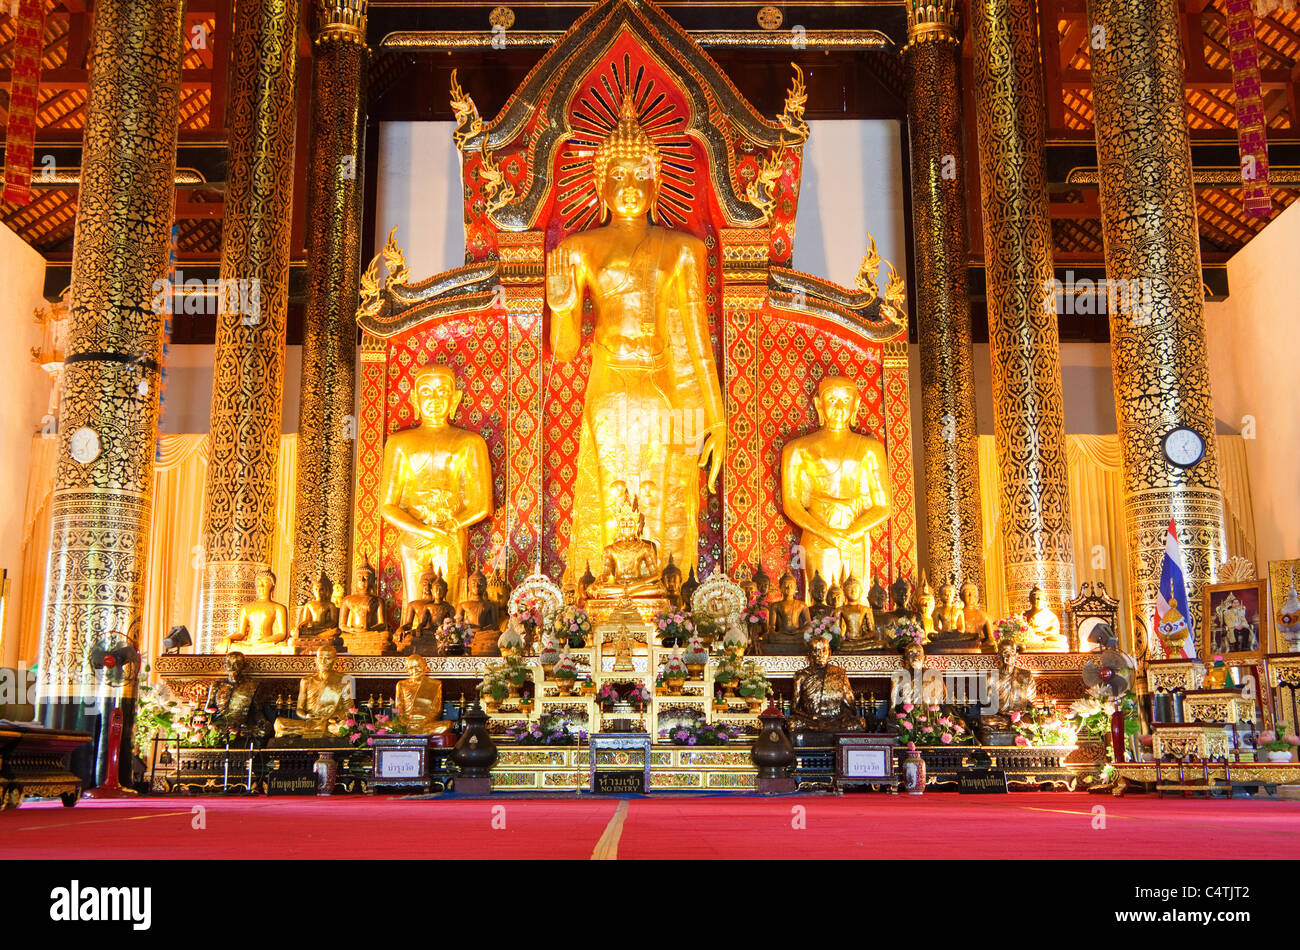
[[379, 364, 494, 606], [781, 376, 890, 588], [547, 94, 725, 584]]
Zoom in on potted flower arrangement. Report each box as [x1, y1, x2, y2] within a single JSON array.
[[993, 615, 1032, 647], [889, 617, 927, 652], [501, 656, 532, 697], [712, 688, 730, 713], [552, 605, 592, 648], [497, 620, 526, 658], [538, 635, 562, 677], [518, 683, 535, 715], [740, 593, 768, 645], [1010, 704, 1078, 747], [579, 676, 597, 696], [478, 668, 509, 711], [1256, 730, 1300, 762], [662, 722, 733, 746], [507, 714, 588, 746], [509, 595, 545, 648], [891, 703, 973, 747], [721, 622, 749, 658], [1068, 688, 1140, 762], [597, 682, 621, 711], [653, 606, 695, 647], [804, 614, 842, 651], [694, 612, 724, 647], [713, 653, 742, 696], [682, 635, 710, 678], [553, 653, 579, 694], [331, 708, 398, 748], [437, 614, 475, 655], [626, 682, 652, 711], [661, 653, 690, 694], [736, 661, 772, 712]]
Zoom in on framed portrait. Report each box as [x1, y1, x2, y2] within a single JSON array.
[[1202, 580, 1268, 660], [1268, 559, 1300, 654]]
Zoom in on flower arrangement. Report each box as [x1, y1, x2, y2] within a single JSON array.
[[538, 635, 561, 672], [478, 667, 509, 704], [597, 682, 653, 710], [889, 617, 926, 652], [736, 661, 772, 701], [596, 682, 621, 710], [330, 707, 401, 747], [662, 653, 690, 680], [713, 653, 741, 687], [653, 607, 695, 647], [552, 605, 592, 648], [625, 683, 652, 708], [437, 614, 476, 653], [661, 722, 733, 746], [694, 612, 724, 646], [804, 613, 842, 650], [740, 592, 769, 628], [683, 635, 710, 669], [553, 653, 579, 680], [507, 714, 588, 746], [721, 622, 749, 656], [1068, 687, 1140, 751], [510, 595, 545, 630], [1256, 730, 1300, 754], [993, 616, 1032, 646], [1010, 704, 1078, 747], [498, 621, 526, 656], [891, 704, 974, 747]]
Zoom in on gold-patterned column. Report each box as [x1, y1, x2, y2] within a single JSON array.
[[289, 0, 369, 606], [37, 0, 183, 779], [1087, 0, 1225, 655], [969, 0, 1075, 615], [197, 0, 299, 650], [902, 0, 983, 595]]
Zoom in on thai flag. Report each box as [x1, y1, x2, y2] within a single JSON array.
[[1155, 516, 1195, 658]]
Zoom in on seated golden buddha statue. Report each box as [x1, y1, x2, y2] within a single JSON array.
[[460, 568, 502, 655], [662, 555, 684, 608], [928, 577, 984, 654], [295, 572, 339, 638], [867, 575, 891, 640], [204, 652, 261, 738], [790, 636, 864, 733], [980, 638, 1038, 737], [575, 561, 596, 609], [547, 94, 725, 584], [222, 566, 290, 654], [914, 572, 937, 637], [1022, 584, 1066, 651], [394, 655, 452, 734], [806, 571, 835, 624], [379, 363, 494, 608], [837, 573, 879, 651], [339, 558, 391, 653], [878, 575, 916, 632], [771, 570, 810, 636], [753, 564, 775, 628], [961, 580, 994, 651], [398, 568, 455, 654], [273, 646, 355, 739], [586, 488, 666, 600], [780, 375, 890, 586]]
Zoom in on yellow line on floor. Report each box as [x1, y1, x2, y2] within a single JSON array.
[[5, 810, 193, 833], [590, 800, 629, 860]]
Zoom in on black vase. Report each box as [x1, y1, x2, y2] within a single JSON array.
[[751, 707, 796, 793], [452, 703, 498, 792]]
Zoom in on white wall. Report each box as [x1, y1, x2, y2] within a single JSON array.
[[159, 344, 302, 434], [376, 122, 465, 279], [0, 226, 54, 667], [1206, 198, 1300, 568]]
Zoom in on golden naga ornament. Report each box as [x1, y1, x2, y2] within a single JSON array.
[[547, 93, 725, 583], [780, 376, 890, 588], [379, 364, 494, 605]]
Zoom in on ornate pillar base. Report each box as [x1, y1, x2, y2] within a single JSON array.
[[197, 560, 262, 651]]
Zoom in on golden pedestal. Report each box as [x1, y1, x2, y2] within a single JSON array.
[[1181, 689, 1257, 725], [1152, 723, 1231, 761], [1146, 658, 1204, 692]]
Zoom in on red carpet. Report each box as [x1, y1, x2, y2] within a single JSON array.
[[2, 793, 1297, 860]]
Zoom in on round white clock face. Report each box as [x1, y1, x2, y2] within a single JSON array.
[[1162, 427, 1204, 467], [69, 426, 101, 465]]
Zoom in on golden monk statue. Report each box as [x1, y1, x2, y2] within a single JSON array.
[[394, 655, 452, 734], [587, 488, 666, 599], [273, 646, 355, 738], [223, 566, 290, 654], [982, 638, 1037, 731], [204, 652, 260, 737], [547, 94, 725, 584], [295, 573, 339, 637], [781, 376, 890, 585], [790, 636, 864, 732], [380, 364, 494, 606], [1023, 585, 1066, 651]]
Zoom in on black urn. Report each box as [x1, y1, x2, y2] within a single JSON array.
[[452, 703, 498, 793], [751, 705, 796, 793]]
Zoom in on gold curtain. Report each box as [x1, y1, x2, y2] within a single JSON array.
[[978, 434, 1256, 651], [16, 434, 298, 674]]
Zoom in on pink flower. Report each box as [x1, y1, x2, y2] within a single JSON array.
[[899, 720, 913, 731], [346, 719, 356, 727], [928, 704, 940, 712], [1009, 711, 1022, 723], [1258, 730, 1278, 745], [1287, 735, 1300, 746], [922, 726, 934, 734], [907, 742, 916, 752], [377, 729, 389, 736], [941, 733, 953, 744], [1015, 736, 1029, 747], [366, 737, 375, 746], [902, 703, 914, 713]]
